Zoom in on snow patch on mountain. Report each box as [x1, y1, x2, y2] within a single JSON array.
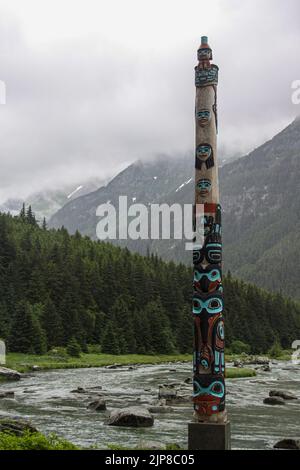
[[67, 185, 83, 199]]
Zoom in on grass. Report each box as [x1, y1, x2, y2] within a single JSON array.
[[5, 352, 192, 373], [3, 352, 256, 378], [0, 431, 79, 450], [0, 431, 182, 451], [226, 367, 256, 378]]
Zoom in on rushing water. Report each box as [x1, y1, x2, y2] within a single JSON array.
[[0, 362, 299, 450]]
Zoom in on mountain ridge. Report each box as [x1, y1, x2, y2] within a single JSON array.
[[49, 118, 300, 299]]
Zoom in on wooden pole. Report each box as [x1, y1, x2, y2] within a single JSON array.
[[188, 36, 230, 449]]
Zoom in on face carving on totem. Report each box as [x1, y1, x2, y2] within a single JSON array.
[[197, 47, 212, 62], [196, 178, 212, 198], [196, 144, 212, 162], [194, 266, 222, 293], [193, 374, 225, 416], [196, 109, 211, 127], [192, 292, 223, 316]]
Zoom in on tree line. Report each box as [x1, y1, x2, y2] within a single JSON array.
[[0, 208, 299, 355]]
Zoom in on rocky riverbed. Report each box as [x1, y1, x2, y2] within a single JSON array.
[[0, 361, 299, 449]]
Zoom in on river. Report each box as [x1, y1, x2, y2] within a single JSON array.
[[0, 361, 299, 450]]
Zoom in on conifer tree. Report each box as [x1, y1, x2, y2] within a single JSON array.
[[41, 298, 63, 348], [102, 321, 120, 355], [66, 337, 81, 357]]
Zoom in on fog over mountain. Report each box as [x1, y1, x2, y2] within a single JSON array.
[[0, 0, 300, 202], [49, 118, 300, 299]]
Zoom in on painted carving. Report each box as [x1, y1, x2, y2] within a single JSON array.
[[195, 65, 219, 87], [197, 46, 212, 63], [192, 37, 226, 422], [193, 265, 222, 293], [196, 109, 211, 127], [195, 144, 214, 170], [193, 374, 225, 416], [192, 292, 223, 316], [196, 178, 212, 197]]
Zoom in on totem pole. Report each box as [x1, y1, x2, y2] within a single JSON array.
[[188, 36, 230, 450]]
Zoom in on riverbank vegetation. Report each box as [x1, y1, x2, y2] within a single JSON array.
[[1, 210, 300, 357], [5, 352, 256, 378], [0, 431, 79, 450]]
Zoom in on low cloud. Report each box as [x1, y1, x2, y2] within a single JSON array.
[[0, 0, 299, 201]]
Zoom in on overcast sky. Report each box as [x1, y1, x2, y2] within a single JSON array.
[[0, 0, 299, 201]]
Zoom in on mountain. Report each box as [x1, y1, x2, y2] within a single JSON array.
[[1, 211, 299, 354], [0, 178, 106, 222], [49, 118, 300, 299], [50, 154, 193, 239]]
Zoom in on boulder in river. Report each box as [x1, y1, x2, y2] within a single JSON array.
[[0, 367, 21, 381], [254, 356, 270, 365], [148, 406, 173, 414], [106, 407, 154, 427], [0, 416, 37, 436], [158, 386, 177, 400], [269, 390, 298, 400], [263, 396, 286, 406], [70, 387, 87, 394], [87, 399, 106, 411], [166, 395, 191, 405], [0, 391, 15, 399], [233, 360, 244, 368], [274, 439, 300, 450]]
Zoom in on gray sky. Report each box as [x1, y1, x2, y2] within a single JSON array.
[[0, 0, 299, 201]]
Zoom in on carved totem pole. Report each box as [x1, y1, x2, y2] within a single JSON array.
[[192, 37, 227, 428]]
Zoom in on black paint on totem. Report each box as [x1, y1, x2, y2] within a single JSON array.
[[193, 37, 225, 419]]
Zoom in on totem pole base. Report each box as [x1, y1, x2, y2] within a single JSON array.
[[188, 421, 231, 450]]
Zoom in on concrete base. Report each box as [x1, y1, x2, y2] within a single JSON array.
[[188, 421, 231, 450]]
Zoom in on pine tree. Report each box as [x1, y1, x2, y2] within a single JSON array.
[[66, 337, 81, 357], [8, 301, 45, 353], [145, 300, 176, 354], [26, 205, 36, 226], [101, 321, 120, 354], [19, 203, 26, 220], [41, 298, 63, 348]]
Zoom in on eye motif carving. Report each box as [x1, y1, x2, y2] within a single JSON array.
[[192, 292, 223, 316], [194, 266, 222, 293], [192, 375, 226, 416]]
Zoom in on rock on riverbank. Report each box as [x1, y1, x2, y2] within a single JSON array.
[[106, 407, 154, 427], [0, 367, 21, 381]]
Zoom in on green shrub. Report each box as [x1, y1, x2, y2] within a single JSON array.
[[268, 340, 283, 358], [66, 338, 81, 358], [230, 340, 251, 355], [87, 344, 102, 354], [48, 347, 69, 359], [0, 431, 79, 450]]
